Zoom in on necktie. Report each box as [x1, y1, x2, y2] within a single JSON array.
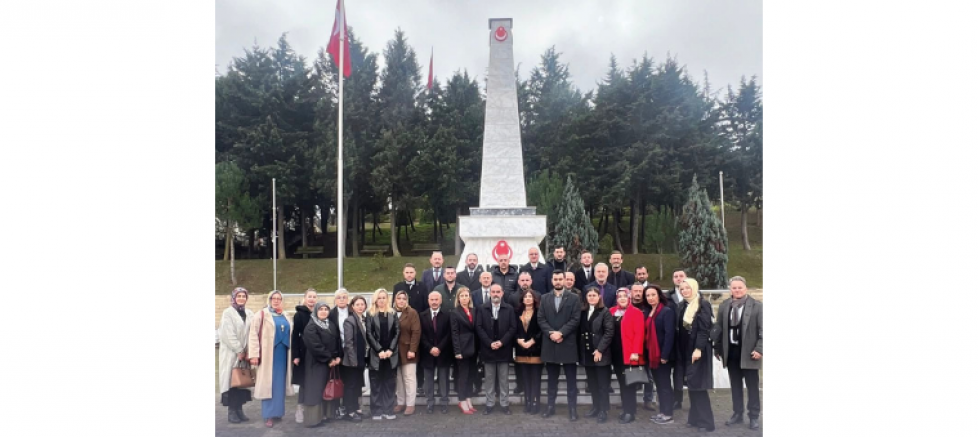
[[434, 269, 440, 281], [493, 307, 498, 320], [432, 312, 437, 333], [484, 290, 489, 304]]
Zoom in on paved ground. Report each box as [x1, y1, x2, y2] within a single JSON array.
[[215, 389, 762, 436]]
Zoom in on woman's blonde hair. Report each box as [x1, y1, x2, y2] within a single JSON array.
[[455, 287, 473, 309], [368, 288, 393, 316]]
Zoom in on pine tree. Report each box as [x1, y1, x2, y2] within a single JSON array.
[[678, 175, 728, 289], [549, 176, 599, 270], [216, 161, 261, 285]]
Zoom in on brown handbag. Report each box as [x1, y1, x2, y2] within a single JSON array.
[[322, 367, 344, 401], [231, 359, 256, 388]]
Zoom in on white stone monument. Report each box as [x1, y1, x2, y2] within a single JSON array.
[[458, 18, 548, 269]]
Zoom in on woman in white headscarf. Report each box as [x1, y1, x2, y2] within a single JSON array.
[[676, 279, 715, 432], [218, 287, 254, 423]]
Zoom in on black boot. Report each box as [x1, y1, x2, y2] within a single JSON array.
[[236, 408, 250, 422], [584, 406, 599, 418], [725, 413, 744, 426], [749, 417, 760, 430], [597, 411, 608, 423], [568, 405, 578, 422], [228, 408, 242, 424], [542, 404, 556, 418]]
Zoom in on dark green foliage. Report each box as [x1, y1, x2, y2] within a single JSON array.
[[677, 176, 728, 289], [549, 176, 599, 269]]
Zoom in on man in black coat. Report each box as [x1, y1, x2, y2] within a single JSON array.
[[667, 269, 687, 410], [457, 253, 485, 292], [574, 250, 596, 292], [421, 251, 447, 292], [419, 292, 453, 413], [476, 284, 517, 415], [393, 263, 430, 395], [547, 245, 568, 272], [521, 246, 553, 294], [537, 270, 582, 421], [490, 255, 519, 295], [608, 251, 635, 288]]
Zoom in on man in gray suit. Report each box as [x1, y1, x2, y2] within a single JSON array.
[[537, 270, 582, 421], [713, 276, 762, 430]]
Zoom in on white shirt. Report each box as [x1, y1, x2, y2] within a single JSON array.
[[431, 309, 439, 320], [406, 281, 415, 286], [588, 305, 595, 320], [583, 267, 591, 281], [492, 305, 500, 320], [433, 268, 441, 280], [337, 307, 349, 337]]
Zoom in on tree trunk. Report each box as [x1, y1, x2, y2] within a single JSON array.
[[277, 205, 287, 260], [301, 209, 309, 259], [657, 246, 663, 281], [391, 204, 401, 257], [741, 203, 751, 251], [224, 225, 231, 261], [756, 207, 761, 228], [630, 199, 639, 255], [407, 209, 416, 232], [454, 207, 462, 256], [612, 209, 624, 252], [230, 220, 237, 286], [639, 200, 647, 253], [248, 229, 255, 260], [433, 213, 438, 243], [359, 206, 366, 249], [601, 210, 610, 236]]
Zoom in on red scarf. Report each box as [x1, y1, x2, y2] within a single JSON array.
[[464, 307, 472, 323], [645, 304, 664, 369]]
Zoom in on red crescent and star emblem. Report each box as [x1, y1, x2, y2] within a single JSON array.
[[492, 240, 513, 262], [494, 26, 508, 42]]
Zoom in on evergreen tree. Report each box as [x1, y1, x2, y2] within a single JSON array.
[[526, 169, 564, 250], [719, 76, 763, 250], [217, 161, 261, 285], [678, 175, 728, 289], [549, 176, 599, 270]]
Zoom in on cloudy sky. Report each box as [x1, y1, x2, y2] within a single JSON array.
[[216, 0, 761, 96]]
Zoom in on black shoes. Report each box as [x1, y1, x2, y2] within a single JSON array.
[[568, 407, 578, 422], [346, 412, 362, 422], [596, 411, 608, 423], [542, 405, 556, 418], [524, 403, 531, 414], [725, 413, 744, 426], [514, 387, 524, 395], [530, 402, 540, 415], [426, 405, 435, 414], [483, 406, 494, 415], [502, 406, 512, 415], [440, 405, 448, 414], [228, 409, 242, 424], [584, 407, 599, 418], [236, 408, 250, 422], [619, 413, 635, 424], [749, 418, 760, 430]]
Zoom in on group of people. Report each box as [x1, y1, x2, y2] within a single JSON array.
[[217, 247, 763, 433]]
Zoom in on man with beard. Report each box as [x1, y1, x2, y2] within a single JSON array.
[[457, 253, 484, 291], [432, 266, 462, 310], [422, 251, 447, 292], [393, 263, 430, 396], [476, 284, 517, 415], [586, 263, 618, 310], [419, 292, 453, 414], [521, 247, 553, 294], [537, 270, 582, 421], [563, 271, 583, 304], [491, 255, 519, 295], [574, 251, 595, 292], [608, 251, 635, 288], [635, 266, 650, 287], [548, 245, 568, 272], [666, 269, 687, 410]]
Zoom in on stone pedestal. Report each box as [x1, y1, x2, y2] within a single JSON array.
[[458, 18, 547, 268]]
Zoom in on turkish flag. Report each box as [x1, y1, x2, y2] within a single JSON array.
[[327, 0, 351, 77], [427, 49, 433, 90]]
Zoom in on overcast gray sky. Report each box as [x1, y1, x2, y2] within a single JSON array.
[[216, 0, 761, 96]]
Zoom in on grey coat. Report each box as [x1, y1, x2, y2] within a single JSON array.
[[342, 315, 368, 367], [714, 296, 763, 370], [537, 291, 582, 364]]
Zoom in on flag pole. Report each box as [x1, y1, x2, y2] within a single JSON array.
[[272, 177, 277, 291], [336, 0, 345, 289], [719, 171, 725, 228]]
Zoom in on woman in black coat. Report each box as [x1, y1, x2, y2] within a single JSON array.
[[676, 279, 715, 432], [365, 288, 400, 420], [451, 287, 480, 414], [340, 295, 369, 422], [515, 288, 543, 415], [578, 286, 614, 423], [291, 289, 318, 423], [644, 285, 677, 425], [300, 302, 342, 428]]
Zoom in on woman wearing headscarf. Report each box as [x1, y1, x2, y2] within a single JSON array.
[[677, 278, 715, 432], [366, 288, 400, 420], [578, 286, 614, 423], [340, 295, 369, 422], [300, 302, 342, 427], [609, 287, 646, 424], [393, 290, 421, 416], [291, 288, 318, 423], [248, 290, 293, 428], [219, 287, 254, 423], [644, 285, 677, 425]]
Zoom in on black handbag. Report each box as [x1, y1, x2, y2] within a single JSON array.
[[621, 365, 650, 386]]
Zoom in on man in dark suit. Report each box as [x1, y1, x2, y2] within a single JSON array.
[[421, 251, 447, 292], [472, 271, 494, 309], [432, 266, 462, 310], [537, 270, 582, 421], [476, 283, 517, 415], [562, 271, 584, 304], [574, 250, 595, 292], [393, 263, 430, 396], [713, 276, 762, 430], [457, 253, 484, 291], [521, 247, 553, 294], [608, 251, 635, 288], [586, 263, 618, 310], [667, 268, 687, 410], [419, 292, 453, 414], [547, 245, 568, 272]]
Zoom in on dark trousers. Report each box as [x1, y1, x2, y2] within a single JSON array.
[[727, 344, 761, 419], [520, 363, 542, 406], [688, 390, 715, 429], [545, 363, 578, 407], [672, 357, 686, 405], [652, 362, 675, 416], [340, 364, 365, 413], [369, 361, 396, 415], [514, 362, 524, 391], [612, 361, 638, 415], [221, 387, 252, 409], [424, 366, 450, 407], [642, 366, 655, 402], [583, 365, 611, 412], [456, 356, 477, 400], [416, 363, 426, 393]]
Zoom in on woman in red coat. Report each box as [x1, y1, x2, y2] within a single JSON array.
[[610, 287, 646, 424]]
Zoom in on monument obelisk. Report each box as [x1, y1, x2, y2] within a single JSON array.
[[458, 18, 547, 269]]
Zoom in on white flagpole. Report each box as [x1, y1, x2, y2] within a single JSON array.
[[272, 177, 278, 290], [336, 0, 345, 288], [719, 171, 725, 228]]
